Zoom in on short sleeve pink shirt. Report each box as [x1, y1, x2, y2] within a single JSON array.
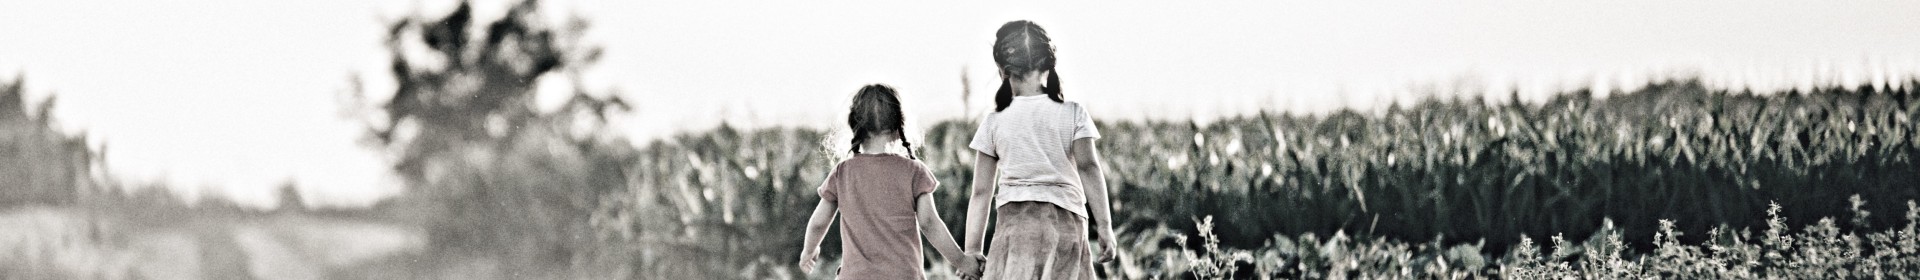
[[815, 153, 939, 279]]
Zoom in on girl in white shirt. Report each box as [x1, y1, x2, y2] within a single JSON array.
[[960, 20, 1117, 280]]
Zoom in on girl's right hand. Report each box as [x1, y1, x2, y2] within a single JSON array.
[[1095, 240, 1118, 263], [956, 252, 987, 280], [797, 249, 819, 274]]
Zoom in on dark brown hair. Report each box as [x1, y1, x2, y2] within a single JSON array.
[[848, 84, 916, 159], [993, 20, 1063, 112]]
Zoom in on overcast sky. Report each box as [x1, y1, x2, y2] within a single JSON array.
[[3, 0, 1918, 208]]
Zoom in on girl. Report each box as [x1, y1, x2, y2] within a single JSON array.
[[963, 20, 1117, 279], [798, 84, 983, 279]]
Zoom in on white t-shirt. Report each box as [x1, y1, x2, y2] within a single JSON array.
[[968, 94, 1101, 218]]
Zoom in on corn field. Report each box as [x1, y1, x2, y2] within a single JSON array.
[[601, 79, 1920, 279]]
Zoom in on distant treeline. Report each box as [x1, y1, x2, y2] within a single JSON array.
[[0, 78, 95, 209]]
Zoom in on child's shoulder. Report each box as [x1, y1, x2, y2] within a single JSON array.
[[836, 154, 926, 169], [904, 157, 931, 171], [978, 111, 999, 122], [1063, 100, 1089, 112]]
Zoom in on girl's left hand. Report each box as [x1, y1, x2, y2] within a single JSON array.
[[956, 251, 988, 280], [797, 250, 819, 274]]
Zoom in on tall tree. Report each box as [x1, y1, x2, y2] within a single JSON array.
[[345, 0, 633, 277]]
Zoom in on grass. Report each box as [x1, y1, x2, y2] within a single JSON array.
[[1128, 197, 1920, 279]]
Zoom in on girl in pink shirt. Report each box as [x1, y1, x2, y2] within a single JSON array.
[[799, 84, 985, 279]]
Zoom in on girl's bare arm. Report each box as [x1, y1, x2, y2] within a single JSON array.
[[1071, 138, 1117, 262], [797, 199, 837, 274], [915, 194, 976, 273], [963, 152, 999, 254]]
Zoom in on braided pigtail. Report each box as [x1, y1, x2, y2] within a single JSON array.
[[1044, 67, 1063, 102], [900, 137, 918, 160]]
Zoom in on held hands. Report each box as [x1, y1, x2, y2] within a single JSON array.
[[797, 249, 820, 274], [954, 251, 987, 280]]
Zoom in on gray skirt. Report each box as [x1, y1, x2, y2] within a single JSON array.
[[983, 201, 1096, 280]]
